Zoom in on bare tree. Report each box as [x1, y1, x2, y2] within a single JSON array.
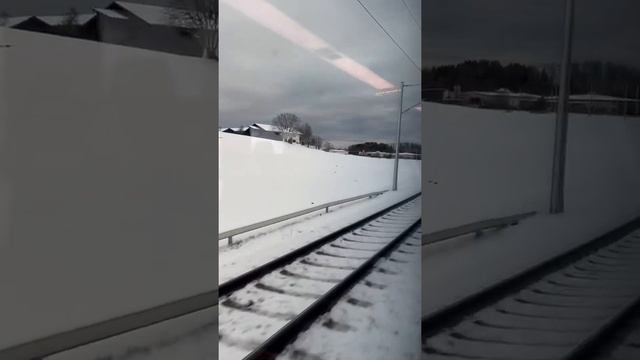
[[170, 0, 218, 60], [310, 135, 323, 149], [0, 11, 10, 27], [272, 113, 301, 139], [62, 7, 79, 27], [298, 122, 313, 146], [321, 141, 333, 151]]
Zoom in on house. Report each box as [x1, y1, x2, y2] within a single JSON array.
[[4, 14, 97, 40], [461, 88, 542, 110], [92, 1, 205, 57], [3, 1, 214, 58], [220, 126, 250, 135], [249, 123, 302, 143], [546, 94, 639, 115]]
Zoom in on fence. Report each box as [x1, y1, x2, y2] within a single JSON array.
[[423, 211, 536, 246], [219, 190, 388, 245]]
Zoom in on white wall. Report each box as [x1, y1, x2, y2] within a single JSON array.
[[422, 103, 640, 232], [0, 28, 217, 348], [422, 104, 555, 232]]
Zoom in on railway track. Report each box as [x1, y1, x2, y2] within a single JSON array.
[[422, 220, 640, 360], [218, 193, 422, 360], [590, 302, 640, 360]]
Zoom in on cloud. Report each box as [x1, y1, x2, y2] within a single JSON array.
[[220, 0, 421, 145]]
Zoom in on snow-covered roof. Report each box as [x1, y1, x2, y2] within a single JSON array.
[[36, 14, 96, 26], [468, 90, 540, 99], [94, 8, 128, 19], [3, 16, 31, 27], [252, 123, 282, 132], [112, 1, 203, 29], [546, 94, 639, 102], [253, 123, 304, 134], [571, 94, 638, 102]]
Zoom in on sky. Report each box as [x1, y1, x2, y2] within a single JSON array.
[[422, 0, 640, 69], [3, 0, 421, 147], [219, 0, 422, 147]]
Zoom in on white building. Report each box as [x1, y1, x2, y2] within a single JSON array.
[[249, 123, 301, 143]]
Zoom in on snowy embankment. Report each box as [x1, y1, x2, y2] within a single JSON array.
[[422, 103, 640, 317], [218, 132, 421, 282], [0, 28, 217, 352]]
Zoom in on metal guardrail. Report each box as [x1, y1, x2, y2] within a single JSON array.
[[0, 290, 216, 360], [219, 190, 388, 245], [422, 211, 537, 246]]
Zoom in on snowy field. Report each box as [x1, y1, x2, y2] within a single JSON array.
[[0, 28, 217, 352], [422, 103, 640, 317], [219, 132, 421, 282], [219, 132, 422, 232]]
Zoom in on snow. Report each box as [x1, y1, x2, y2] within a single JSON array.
[[0, 28, 217, 350], [547, 93, 640, 102], [280, 228, 422, 360], [252, 123, 282, 132], [114, 1, 178, 26], [422, 103, 640, 318], [219, 132, 421, 233], [94, 8, 129, 20], [218, 132, 421, 283], [113, 1, 202, 29], [219, 198, 422, 359], [37, 14, 96, 26], [3, 16, 31, 28], [46, 308, 217, 360], [423, 232, 640, 358]]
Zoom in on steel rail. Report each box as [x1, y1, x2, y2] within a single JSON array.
[[422, 216, 640, 340], [244, 219, 422, 360]]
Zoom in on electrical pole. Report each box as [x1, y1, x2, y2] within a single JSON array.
[[624, 84, 629, 119], [392, 82, 404, 191], [636, 85, 640, 116], [549, 0, 574, 214]]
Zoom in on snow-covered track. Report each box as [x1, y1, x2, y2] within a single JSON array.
[[218, 194, 422, 360], [589, 301, 640, 360], [219, 192, 421, 297], [422, 218, 640, 360]]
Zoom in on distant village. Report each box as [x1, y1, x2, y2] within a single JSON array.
[[423, 86, 640, 116], [422, 60, 640, 116], [0, 1, 216, 59]]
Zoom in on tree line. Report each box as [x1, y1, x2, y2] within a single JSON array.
[[271, 113, 326, 149], [347, 142, 421, 154], [423, 60, 640, 98]]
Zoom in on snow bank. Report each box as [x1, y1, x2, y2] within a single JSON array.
[[0, 28, 217, 349], [219, 132, 421, 232], [422, 103, 640, 316], [422, 104, 555, 232]]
